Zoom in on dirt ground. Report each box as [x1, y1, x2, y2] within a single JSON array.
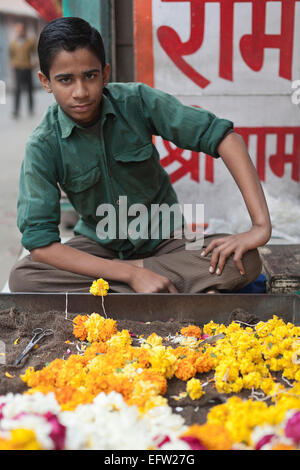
[[0, 307, 259, 426]]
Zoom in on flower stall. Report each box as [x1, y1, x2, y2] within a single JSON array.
[[0, 286, 299, 450]]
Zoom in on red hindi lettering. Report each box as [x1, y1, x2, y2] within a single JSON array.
[[268, 128, 300, 182], [160, 127, 300, 185], [236, 127, 300, 182], [157, 0, 210, 88], [159, 139, 214, 183], [157, 0, 298, 86], [239, 0, 296, 80]]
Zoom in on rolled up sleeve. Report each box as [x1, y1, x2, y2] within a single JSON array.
[[138, 83, 234, 158], [17, 137, 61, 251]]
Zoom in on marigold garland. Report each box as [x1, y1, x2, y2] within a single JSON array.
[[20, 313, 300, 421]]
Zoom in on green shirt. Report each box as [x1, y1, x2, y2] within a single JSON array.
[[17, 82, 233, 259]]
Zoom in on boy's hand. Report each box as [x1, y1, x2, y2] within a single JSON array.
[[128, 266, 178, 293], [201, 226, 268, 276]]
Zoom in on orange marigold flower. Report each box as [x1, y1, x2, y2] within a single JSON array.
[[181, 423, 232, 450], [271, 443, 296, 451], [175, 359, 197, 381], [83, 341, 108, 362], [137, 370, 168, 395], [72, 314, 89, 341], [195, 353, 214, 374], [132, 348, 151, 368], [181, 325, 202, 339]]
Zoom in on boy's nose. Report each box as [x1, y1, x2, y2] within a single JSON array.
[[72, 80, 89, 99]]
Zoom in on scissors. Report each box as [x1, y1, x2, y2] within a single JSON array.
[[13, 328, 54, 366]]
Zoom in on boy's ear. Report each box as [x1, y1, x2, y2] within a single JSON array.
[[103, 63, 111, 87], [38, 71, 52, 93]]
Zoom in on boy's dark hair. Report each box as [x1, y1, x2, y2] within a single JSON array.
[[38, 17, 106, 79]]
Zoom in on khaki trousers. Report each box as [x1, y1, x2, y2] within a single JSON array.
[[9, 234, 262, 294]]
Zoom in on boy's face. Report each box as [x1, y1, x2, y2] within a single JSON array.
[[38, 47, 110, 126]]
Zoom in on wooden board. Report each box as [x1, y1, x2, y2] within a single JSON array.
[[259, 245, 300, 293]]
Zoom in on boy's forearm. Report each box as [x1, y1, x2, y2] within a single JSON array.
[[217, 132, 272, 241], [30, 242, 135, 284]]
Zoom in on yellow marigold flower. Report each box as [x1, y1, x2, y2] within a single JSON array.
[[83, 313, 117, 343], [107, 329, 132, 348], [203, 321, 226, 336], [148, 346, 178, 379], [84, 313, 105, 343], [146, 332, 163, 347], [230, 378, 244, 393], [128, 380, 167, 413], [294, 369, 300, 382], [89, 278, 109, 296], [137, 370, 167, 395], [226, 322, 243, 334], [181, 325, 202, 339], [186, 378, 204, 400], [260, 377, 277, 395], [0, 429, 42, 451], [143, 395, 168, 412], [20, 366, 36, 385], [242, 372, 262, 389]]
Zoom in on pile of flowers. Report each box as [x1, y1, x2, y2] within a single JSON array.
[[1, 278, 300, 450], [0, 391, 184, 450], [0, 391, 234, 450], [208, 397, 300, 450], [202, 316, 300, 395], [20, 313, 214, 412]]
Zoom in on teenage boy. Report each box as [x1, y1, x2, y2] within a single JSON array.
[[9, 17, 271, 294]]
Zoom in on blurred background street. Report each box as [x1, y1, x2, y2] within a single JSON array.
[[0, 0, 133, 291], [0, 88, 54, 289]]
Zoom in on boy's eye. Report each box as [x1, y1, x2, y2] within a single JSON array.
[[86, 73, 96, 80], [60, 77, 71, 84]]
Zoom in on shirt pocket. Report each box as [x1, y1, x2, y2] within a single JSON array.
[[62, 166, 101, 218], [111, 143, 162, 203]]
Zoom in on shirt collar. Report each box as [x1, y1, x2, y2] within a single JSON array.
[[58, 91, 116, 139]]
